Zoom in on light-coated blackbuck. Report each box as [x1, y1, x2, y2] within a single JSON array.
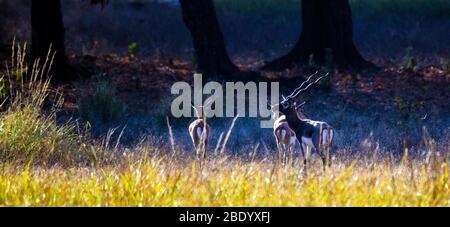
[[273, 114, 299, 165], [275, 72, 335, 171], [189, 105, 211, 159]]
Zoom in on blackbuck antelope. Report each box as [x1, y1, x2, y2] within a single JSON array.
[[189, 104, 211, 159], [273, 114, 299, 165], [274, 72, 335, 171]]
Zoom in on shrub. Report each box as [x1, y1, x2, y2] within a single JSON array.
[[128, 42, 137, 56], [404, 47, 417, 71], [79, 81, 126, 125], [0, 106, 79, 165], [440, 57, 450, 73], [0, 43, 81, 165]]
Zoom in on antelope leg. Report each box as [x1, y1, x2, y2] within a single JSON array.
[[302, 144, 310, 173], [289, 144, 295, 166], [319, 148, 327, 171]]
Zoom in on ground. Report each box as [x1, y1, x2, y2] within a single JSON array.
[[58, 54, 450, 153]]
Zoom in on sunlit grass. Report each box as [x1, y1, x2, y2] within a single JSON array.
[[0, 43, 87, 166], [0, 155, 448, 206]]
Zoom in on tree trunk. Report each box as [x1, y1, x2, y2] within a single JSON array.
[[0, 1, 4, 47], [0, 0, 11, 52], [262, 0, 372, 71], [180, 0, 239, 80], [31, 0, 66, 80]]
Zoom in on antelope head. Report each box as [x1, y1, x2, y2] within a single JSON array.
[[275, 72, 328, 125]]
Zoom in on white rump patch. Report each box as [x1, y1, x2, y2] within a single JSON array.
[[281, 129, 287, 140], [302, 137, 314, 149], [196, 127, 203, 138], [321, 129, 334, 145], [322, 129, 328, 145]]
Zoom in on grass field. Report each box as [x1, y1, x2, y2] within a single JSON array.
[[1, 154, 449, 206]]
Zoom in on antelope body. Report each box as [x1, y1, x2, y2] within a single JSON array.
[[189, 106, 211, 159], [274, 72, 335, 171], [273, 115, 299, 164], [287, 110, 334, 169], [297, 120, 333, 152]]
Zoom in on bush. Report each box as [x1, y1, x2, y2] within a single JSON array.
[[79, 81, 126, 125], [440, 57, 450, 73], [0, 43, 83, 165], [0, 106, 80, 165]]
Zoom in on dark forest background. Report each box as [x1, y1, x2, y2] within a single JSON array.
[[0, 0, 449, 152], [1, 0, 449, 67]]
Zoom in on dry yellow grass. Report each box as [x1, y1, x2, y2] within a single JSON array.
[[0, 154, 448, 207]]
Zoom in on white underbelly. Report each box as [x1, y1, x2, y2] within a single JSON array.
[[301, 137, 315, 149]]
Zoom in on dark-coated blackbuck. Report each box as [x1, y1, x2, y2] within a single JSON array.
[[275, 72, 335, 172]]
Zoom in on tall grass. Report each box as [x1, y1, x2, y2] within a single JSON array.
[[0, 43, 115, 166], [0, 43, 72, 165], [0, 154, 448, 206]]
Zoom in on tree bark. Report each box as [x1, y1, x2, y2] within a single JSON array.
[[0, 1, 5, 47], [180, 0, 239, 80], [262, 0, 372, 71], [31, 0, 66, 80], [0, 0, 14, 53]]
